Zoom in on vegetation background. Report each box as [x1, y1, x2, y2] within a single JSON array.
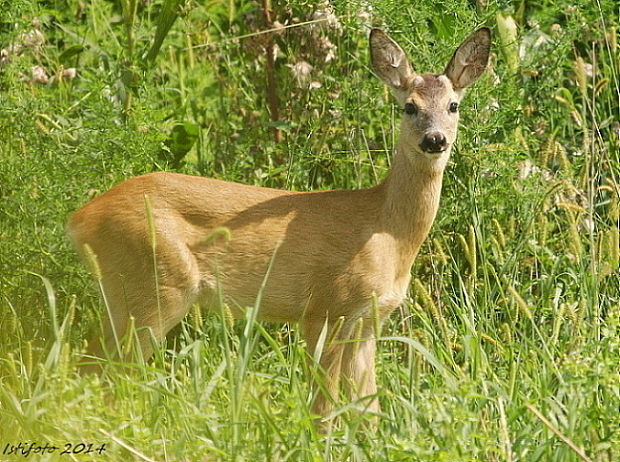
[[0, 0, 618, 460]]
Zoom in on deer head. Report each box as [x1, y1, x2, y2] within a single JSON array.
[[370, 28, 491, 162]]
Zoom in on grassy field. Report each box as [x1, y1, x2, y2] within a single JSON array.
[[0, 0, 618, 460]]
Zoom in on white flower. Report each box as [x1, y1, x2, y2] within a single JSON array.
[[518, 159, 534, 179], [485, 99, 500, 111], [22, 29, 45, 49], [31, 65, 49, 84], [357, 2, 373, 27], [518, 159, 551, 180], [0, 49, 9, 67], [311, 4, 342, 32], [62, 68, 77, 80], [102, 86, 119, 104], [318, 36, 337, 63]]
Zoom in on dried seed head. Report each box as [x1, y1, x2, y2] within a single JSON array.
[[507, 285, 533, 321], [289, 60, 313, 87], [83, 243, 102, 280], [223, 304, 235, 329], [572, 57, 591, 96], [144, 194, 157, 250], [467, 225, 477, 279]]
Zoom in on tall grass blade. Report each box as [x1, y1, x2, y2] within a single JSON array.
[[145, 0, 184, 66]]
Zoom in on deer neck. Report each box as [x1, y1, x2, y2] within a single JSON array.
[[379, 140, 447, 268]]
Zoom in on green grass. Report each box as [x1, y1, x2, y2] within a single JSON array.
[[1, 0, 618, 460]]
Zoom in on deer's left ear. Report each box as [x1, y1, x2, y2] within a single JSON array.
[[444, 28, 491, 90]]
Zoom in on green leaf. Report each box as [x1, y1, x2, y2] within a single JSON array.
[[145, 0, 184, 66], [160, 122, 200, 167], [58, 44, 85, 63], [266, 120, 295, 132]]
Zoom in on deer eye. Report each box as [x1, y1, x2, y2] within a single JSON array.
[[404, 102, 418, 115], [449, 102, 459, 113]]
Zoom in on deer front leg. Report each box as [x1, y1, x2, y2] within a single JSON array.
[[341, 319, 380, 415], [302, 316, 350, 428]]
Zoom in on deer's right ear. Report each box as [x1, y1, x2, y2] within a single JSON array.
[[370, 29, 414, 92]]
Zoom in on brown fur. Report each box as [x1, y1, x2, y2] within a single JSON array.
[[69, 28, 491, 427]]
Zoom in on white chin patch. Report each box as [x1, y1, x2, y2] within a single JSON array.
[[422, 148, 449, 161], [423, 152, 444, 160]]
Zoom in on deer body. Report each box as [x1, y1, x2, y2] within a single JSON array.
[[70, 28, 490, 423]]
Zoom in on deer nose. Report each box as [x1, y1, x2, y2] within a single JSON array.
[[420, 132, 448, 153]]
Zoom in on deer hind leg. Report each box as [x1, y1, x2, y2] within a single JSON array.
[[80, 240, 200, 371], [125, 285, 198, 360], [81, 278, 197, 371]]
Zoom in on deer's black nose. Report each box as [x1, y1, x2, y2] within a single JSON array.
[[420, 132, 447, 153]]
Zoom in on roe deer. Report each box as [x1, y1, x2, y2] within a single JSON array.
[[69, 27, 491, 424]]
